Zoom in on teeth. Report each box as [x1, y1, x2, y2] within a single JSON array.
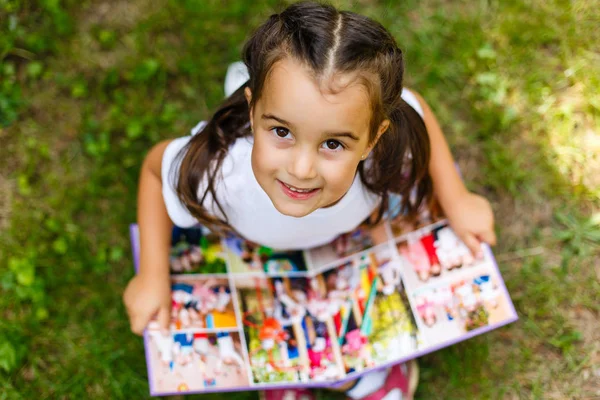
[[284, 183, 313, 193]]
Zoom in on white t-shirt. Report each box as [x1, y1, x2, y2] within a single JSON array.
[[162, 89, 424, 250]]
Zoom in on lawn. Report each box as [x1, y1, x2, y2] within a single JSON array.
[[1, 0, 598, 399]]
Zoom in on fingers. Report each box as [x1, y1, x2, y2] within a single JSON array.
[[129, 310, 151, 336], [124, 296, 153, 336], [157, 306, 171, 335], [126, 306, 169, 336], [461, 232, 483, 258]]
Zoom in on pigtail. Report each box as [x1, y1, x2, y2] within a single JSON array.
[[173, 84, 251, 234], [359, 95, 433, 225], [396, 100, 434, 217], [173, 11, 290, 234]]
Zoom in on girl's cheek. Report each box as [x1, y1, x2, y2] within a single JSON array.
[[254, 142, 285, 172], [322, 164, 353, 191]]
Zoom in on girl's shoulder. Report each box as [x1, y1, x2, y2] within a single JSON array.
[[164, 121, 251, 165], [161, 122, 252, 227], [190, 121, 207, 136], [401, 88, 424, 118]]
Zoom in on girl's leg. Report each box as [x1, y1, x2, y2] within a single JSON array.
[[330, 360, 418, 400], [260, 388, 317, 400], [261, 361, 418, 400]]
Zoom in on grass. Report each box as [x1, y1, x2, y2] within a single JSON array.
[[1, 0, 598, 399]]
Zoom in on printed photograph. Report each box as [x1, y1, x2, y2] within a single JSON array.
[[366, 280, 421, 367], [161, 276, 238, 331], [225, 237, 308, 275], [235, 276, 307, 384], [396, 224, 486, 290], [410, 270, 514, 346], [233, 275, 347, 384], [387, 194, 445, 238], [146, 330, 249, 394], [169, 226, 228, 274], [305, 222, 389, 272], [316, 247, 420, 374]]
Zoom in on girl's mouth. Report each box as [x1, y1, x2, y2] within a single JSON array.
[[277, 180, 320, 200]]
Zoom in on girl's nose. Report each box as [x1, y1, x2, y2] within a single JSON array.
[[287, 149, 317, 181]]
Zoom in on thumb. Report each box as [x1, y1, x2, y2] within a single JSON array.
[[130, 311, 151, 336], [157, 305, 171, 336], [461, 232, 483, 258], [478, 229, 497, 247]]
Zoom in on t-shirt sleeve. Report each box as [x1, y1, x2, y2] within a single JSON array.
[[161, 136, 199, 228], [401, 88, 424, 118]]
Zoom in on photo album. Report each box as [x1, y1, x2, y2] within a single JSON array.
[[130, 199, 518, 396]]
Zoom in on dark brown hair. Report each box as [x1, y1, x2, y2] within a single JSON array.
[[174, 1, 432, 234]]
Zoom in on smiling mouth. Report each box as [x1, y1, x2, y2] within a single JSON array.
[[281, 182, 317, 193], [277, 180, 320, 199]]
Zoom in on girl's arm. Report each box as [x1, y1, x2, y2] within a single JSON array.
[[137, 140, 173, 278], [410, 90, 468, 210], [409, 90, 497, 254], [123, 140, 174, 335]]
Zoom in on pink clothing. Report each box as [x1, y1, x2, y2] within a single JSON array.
[[400, 240, 431, 273]]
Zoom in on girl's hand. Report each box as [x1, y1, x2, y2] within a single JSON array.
[[445, 192, 496, 257], [123, 271, 171, 335]]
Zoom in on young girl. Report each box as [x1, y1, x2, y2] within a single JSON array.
[[124, 2, 496, 399]]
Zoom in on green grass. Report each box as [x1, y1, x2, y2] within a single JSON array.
[[1, 0, 599, 399]]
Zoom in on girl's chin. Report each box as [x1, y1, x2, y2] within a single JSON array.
[[271, 198, 319, 218]]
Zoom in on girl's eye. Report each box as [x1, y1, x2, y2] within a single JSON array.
[[272, 127, 291, 139], [322, 139, 344, 151]]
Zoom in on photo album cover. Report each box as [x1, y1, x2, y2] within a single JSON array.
[[130, 198, 518, 396]]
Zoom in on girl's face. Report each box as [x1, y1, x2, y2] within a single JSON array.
[[246, 58, 389, 218]]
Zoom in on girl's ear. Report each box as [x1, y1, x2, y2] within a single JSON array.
[[244, 87, 254, 130], [362, 119, 390, 160], [376, 119, 390, 142], [244, 87, 252, 105]]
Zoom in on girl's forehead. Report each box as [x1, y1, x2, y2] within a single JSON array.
[[259, 58, 372, 135]]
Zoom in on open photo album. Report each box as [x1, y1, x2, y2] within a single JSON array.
[[130, 201, 518, 396]]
